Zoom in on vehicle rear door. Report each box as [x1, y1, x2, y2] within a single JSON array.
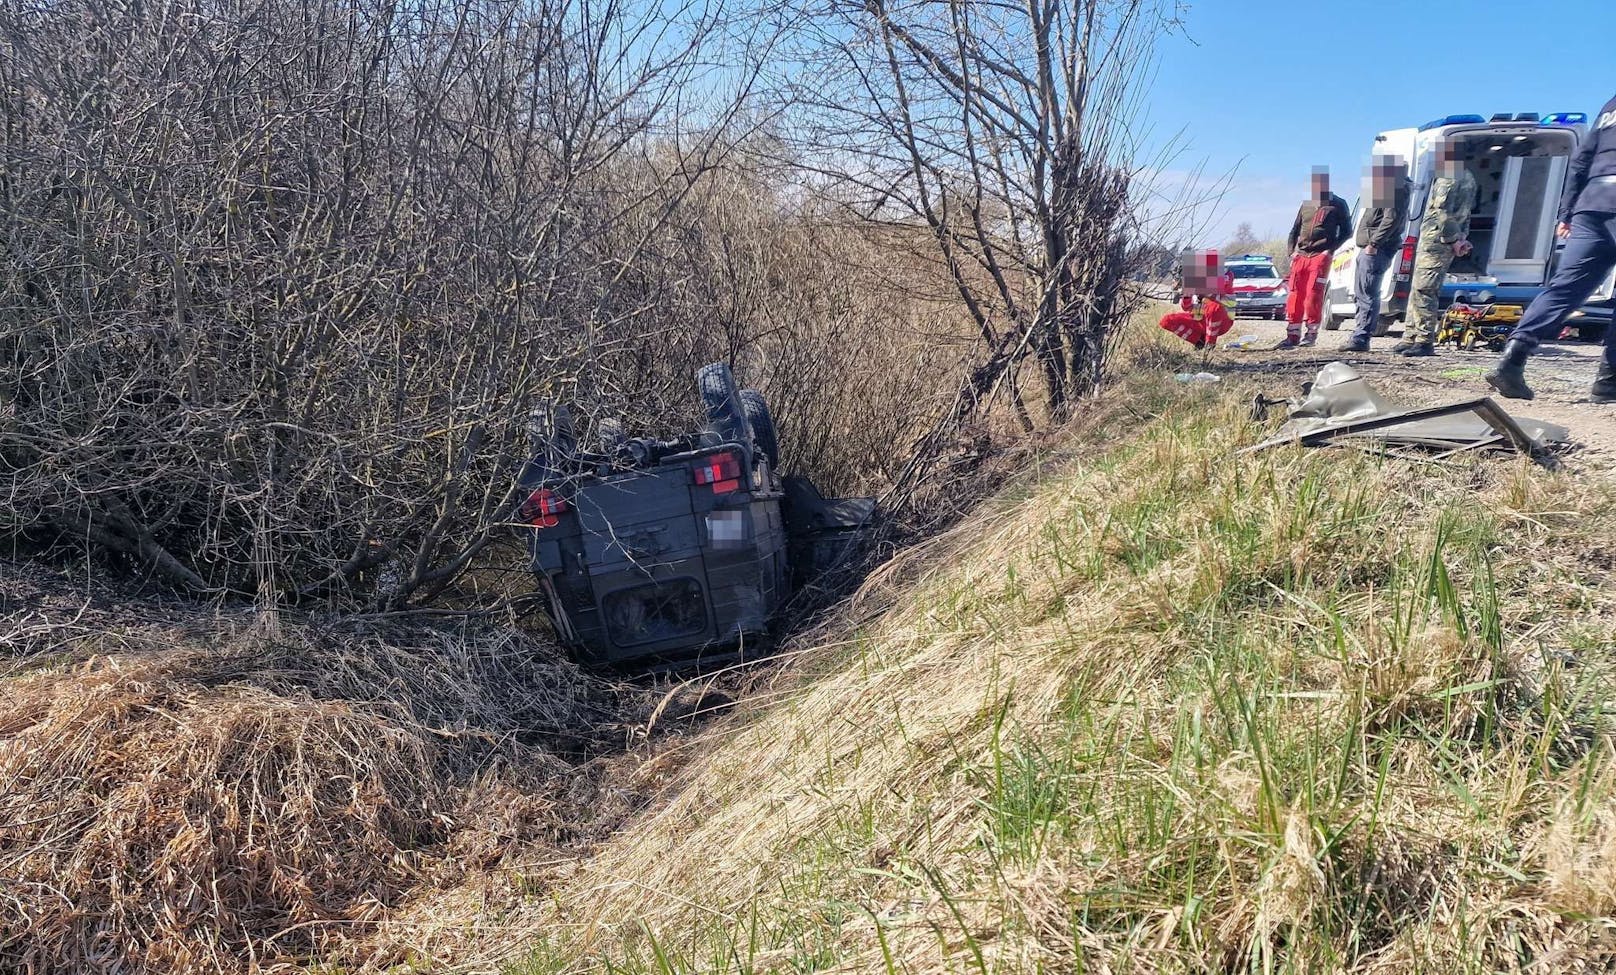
[[573, 469, 700, 571]]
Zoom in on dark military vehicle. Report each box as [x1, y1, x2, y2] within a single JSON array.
[[515, 363, 874, 668]]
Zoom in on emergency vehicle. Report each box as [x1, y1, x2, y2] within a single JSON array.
[[1224, 254, 1288, 320], [1323, 112, 1616, 339]]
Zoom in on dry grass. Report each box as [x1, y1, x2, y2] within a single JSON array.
[[7, 333, 1616, 974], [496, 343, 1616, 974], [0, 568, 658, 974]]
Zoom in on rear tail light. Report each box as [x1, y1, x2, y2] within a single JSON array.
[[1393, 234, 1417, 299], [693, 449, 743, 494], [519, 487, 568, 528]]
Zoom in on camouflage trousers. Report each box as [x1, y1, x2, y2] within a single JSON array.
[[1404, 240, 1456, 343]]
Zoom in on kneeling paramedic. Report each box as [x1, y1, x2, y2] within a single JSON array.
[[1160, 250, 1233, 349]]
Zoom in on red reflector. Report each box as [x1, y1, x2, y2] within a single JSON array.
[[520, 488, 567, 527], [1397, 235, 1417, 276], [712, 478, 741, 495], [692, 450, 743, 486]]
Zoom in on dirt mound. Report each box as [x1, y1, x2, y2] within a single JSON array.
[[0, 561, 652, 973]]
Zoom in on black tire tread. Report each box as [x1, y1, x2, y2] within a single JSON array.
[[739, 389, 780, 468], [695, 362, 753, 447]]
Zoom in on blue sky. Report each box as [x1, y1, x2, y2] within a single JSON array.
[[1142, 0, 1615, 246]]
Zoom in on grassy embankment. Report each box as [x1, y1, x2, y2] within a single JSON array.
[[518, 350, 1616, 974]]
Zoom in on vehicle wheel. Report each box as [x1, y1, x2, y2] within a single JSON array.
[[696, 362, 755, 447], [1374, 315, 1396, 337], [739, 389, 780, 468], [1323, 308, 1345, 331]]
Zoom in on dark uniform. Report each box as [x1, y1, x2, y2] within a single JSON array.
[[1486, 93, 1616, 402]]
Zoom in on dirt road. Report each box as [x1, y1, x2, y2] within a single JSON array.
[[1195, 314, 1616, 469]]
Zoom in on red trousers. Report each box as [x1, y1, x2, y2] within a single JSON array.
[[1285, 251, 1332, 330], [1160, 298, 1233, 348]]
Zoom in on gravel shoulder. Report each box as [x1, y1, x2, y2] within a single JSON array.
[[1193, 313, 1616, 470]]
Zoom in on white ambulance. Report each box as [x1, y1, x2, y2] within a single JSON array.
[[1323, 111, 1616, 338]]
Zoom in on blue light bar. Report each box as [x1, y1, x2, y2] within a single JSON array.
[[1419, 114, 1486, 131], [1545, 112, 1588, 126]]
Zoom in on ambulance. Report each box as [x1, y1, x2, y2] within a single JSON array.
[[1322, 112, 1616, 339]]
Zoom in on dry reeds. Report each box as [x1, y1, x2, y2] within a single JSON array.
[[0, 563, 646, 974]]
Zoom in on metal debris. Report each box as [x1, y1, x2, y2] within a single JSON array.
[[1244, 361, 1569, 462]]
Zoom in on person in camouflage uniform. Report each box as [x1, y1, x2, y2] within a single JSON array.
[[1394, 142, 1478, 356]]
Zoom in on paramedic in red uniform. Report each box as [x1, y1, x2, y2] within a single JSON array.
[[1160, 250, 1234, 349], [1278, 169, 1353, 348]]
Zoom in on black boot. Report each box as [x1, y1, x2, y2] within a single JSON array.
[[1485, 339, 1535, 400], [1593, 361, 1616, 404]]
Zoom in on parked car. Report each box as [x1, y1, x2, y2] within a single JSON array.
[[515, 363, 874, 668], [1224, 254, 1288, 320], [1324, 111, 1616, 336]]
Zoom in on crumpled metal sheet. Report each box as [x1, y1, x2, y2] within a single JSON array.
[[1249, 361, 1569, 457]]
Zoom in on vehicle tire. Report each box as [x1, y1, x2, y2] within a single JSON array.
[[739, 389, 780, 468], [1374, 315, 1396, 338], [1323, 308, 1344, 331], [696, 362, 754, 447]]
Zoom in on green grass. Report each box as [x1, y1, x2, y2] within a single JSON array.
[[512, 377, 1616, 975]]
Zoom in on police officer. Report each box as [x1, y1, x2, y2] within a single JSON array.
[[1343, 155, 1411, 352], [1394, 142, 1478, 356], [1486, 92, 1616, 402]]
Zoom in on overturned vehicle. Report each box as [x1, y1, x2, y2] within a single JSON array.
[[515, 363, 875, 668]]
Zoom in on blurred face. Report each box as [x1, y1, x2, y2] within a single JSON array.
[[1181, 250, 1220, 293], [1311, 169, 1329, 199], [1438, 142, 1464, 173], [1364, 155, 1406, 207]]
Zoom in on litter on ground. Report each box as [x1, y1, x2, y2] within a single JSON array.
[[1244, 361, 1570, 462]]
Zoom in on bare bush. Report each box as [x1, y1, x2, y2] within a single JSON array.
[[781, 0, 1168, 430], [0, 0, 1161, 606]]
